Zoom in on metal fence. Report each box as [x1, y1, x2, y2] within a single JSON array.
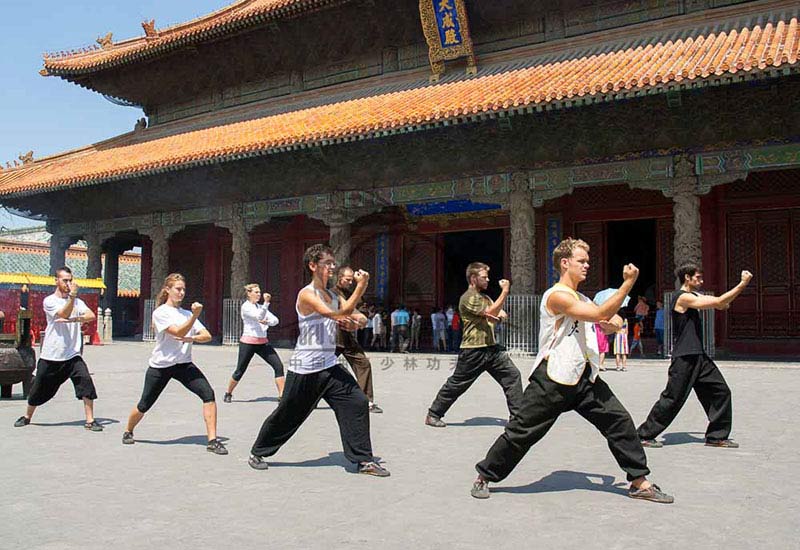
[[223, 299, 245, 346], [142, 299, 156, 342], [663, 291, 715, 358], [496, 294, 541, 357]]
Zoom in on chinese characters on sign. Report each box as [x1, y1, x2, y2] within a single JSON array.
[[433, 0, 463, 47], [418, 0, 476, 81]]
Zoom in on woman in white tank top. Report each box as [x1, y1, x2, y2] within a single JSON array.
[[248, 244, 390, 477]]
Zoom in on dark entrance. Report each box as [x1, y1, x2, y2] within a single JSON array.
[[443, 230, 505, 307], [606, 219, 657, 306]]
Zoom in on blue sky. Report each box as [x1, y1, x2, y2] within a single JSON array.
[[0, 0, 231, 228]]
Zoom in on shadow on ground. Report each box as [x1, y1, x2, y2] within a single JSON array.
[[447, 416, 507, 427], [270, 451, 351, 470], [136, 435, 230, 446], [661, 431, 706, 446], [493, 470, 628, 497], [31, 417, 119, 427]]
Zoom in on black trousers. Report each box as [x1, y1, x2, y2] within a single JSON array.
[[428, 345, 523, 419], [637, 353, 732, 442], [476, 362, 650, 483], [28, 356, 97, 407], [136, 363, 215, 413], [231, 343, 285, 381], [251, 365, 374, 463]]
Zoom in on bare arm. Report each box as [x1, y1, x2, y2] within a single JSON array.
[[549, 264, 639, 322], [165, 302, 203, 338], [298, 271, 369, 319], [676, 271, 753, 311], [54, 281, 81, 319], [484, 279, 511, 318]]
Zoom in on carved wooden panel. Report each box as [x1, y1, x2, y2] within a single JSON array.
[[403, 234, 436, 300], [726, 213, 758, 338], [573, 221, 604, 295], [758, 211, 791, 337], [726, 169, 800, 197]]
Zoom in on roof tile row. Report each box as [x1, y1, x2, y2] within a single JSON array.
[[3, 16, 798, 198]]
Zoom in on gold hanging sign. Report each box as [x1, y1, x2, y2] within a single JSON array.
[[419, 0, 477, 82]]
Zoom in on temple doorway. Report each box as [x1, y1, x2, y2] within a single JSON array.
[[606, 219, 657, 305], [442, 229, 505, 307]]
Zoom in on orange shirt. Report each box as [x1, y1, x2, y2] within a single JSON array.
[[633, 324, 642, 340]]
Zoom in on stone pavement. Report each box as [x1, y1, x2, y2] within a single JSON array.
[[2, 342, 798, 550]]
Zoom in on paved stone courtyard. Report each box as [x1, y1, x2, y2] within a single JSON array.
[[2, 342, 799, 549]]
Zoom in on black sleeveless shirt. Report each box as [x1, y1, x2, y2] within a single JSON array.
[[671, 290, 704, 357]]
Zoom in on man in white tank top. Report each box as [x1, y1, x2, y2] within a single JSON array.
[[248, 244, 389, 477], [470, 238, 673, 504]]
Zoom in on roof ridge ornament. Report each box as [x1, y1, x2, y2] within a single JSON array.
[[419, 0, 477, 82], [142, 19, 159, 39], [96, 32, 114, 50]]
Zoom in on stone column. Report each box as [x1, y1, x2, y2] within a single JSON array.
[[140, 225, 183, 299], [217, 210, 253, 299], [48, 234, 73, 276], [85, 233, 103, 279], [329, 219, 352, 268], [102, 246, 121, 310], [670, 179, 702, 269], [310, 208, 356, 268], [505, 188, 537, 294], [664, 156, 703, 272]]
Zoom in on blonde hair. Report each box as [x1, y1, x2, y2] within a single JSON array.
[[244, 283, 260, 298], [156, 273, 186, 307], [552, 238, 590, 272], [466, 262, 490, 283]]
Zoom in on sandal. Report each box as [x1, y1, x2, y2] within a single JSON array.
[[628, 483, 674, 504], [84, 420, 104, 432]]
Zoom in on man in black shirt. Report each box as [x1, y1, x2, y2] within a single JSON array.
[[637, 263, 753, 449]]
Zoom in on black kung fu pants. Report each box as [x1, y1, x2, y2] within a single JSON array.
[[476, 361, 650, 483], [251, 365, 374, 464], [637, 353, 732, 442], [428, 345, 523, 419]]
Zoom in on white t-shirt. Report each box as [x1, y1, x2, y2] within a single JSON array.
[[149, 304, 206, 368], [40, 294, 89, 361]]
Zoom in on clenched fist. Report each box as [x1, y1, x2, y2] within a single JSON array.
[[498, 279, 511, 292], [622, 263, 640, 282], [354, 270, 370, 284], [191, 302, 204, 316], [740, 270, 753, 285]]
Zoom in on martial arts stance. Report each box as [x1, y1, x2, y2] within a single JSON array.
[[248, 244, 388, 476], [334, 266, 382, 413], [425, 262, 523, 428], [638, 263, 752, 448], [223, 283, 284, 402], [14, 267, 102, 431], [471, 239, 673, 503], [122, 273, 227, 455]]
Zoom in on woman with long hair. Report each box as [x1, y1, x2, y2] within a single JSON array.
[[223, 283, 284, 403], [248, 244, 389, 476], [122, 273, 227, 455]]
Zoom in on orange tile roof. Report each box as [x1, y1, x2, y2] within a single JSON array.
[[4, 15, 799, 198], [41, 0, 348, 75]]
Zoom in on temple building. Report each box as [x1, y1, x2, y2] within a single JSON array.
[[0, 0, 797, 353]]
